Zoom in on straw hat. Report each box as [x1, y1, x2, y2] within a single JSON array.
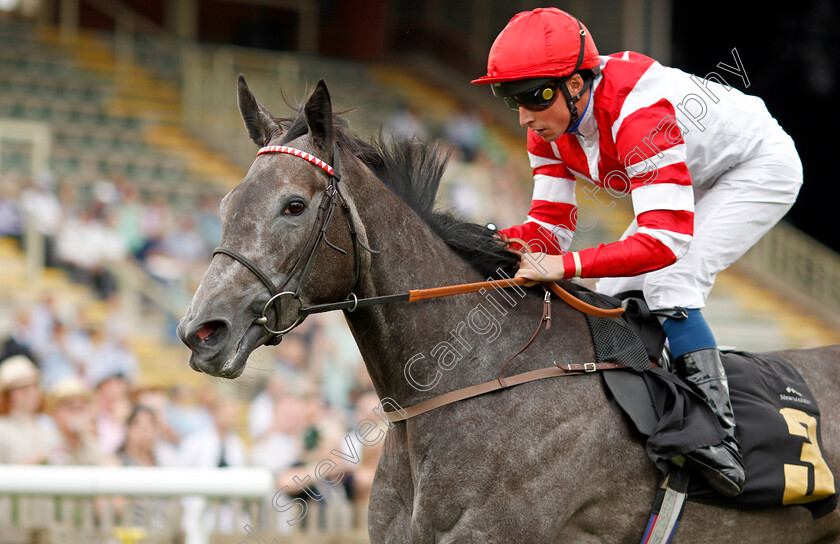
[[49, 376, 91, 405], [0, 355, 40, 391]]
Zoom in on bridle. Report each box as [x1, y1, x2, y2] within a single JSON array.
[[210, 141, 633, 422], [212, 142, 625, 349], [212, 143, 376, 346]]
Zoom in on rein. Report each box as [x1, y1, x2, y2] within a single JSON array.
[[297, 276, 624, 319], [214, 144, 624, 346], [215, 144, 629, 422]]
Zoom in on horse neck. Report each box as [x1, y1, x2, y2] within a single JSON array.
[[339, 160, 588, 408]]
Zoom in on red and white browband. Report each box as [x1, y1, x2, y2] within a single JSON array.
[[257, 145, 335, 177]]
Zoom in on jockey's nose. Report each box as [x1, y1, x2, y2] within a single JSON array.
[[518, 105, 534, 127]]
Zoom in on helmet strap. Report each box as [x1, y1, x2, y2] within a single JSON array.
[[562, 17, 592, 134], [561, 76, 594, 134]]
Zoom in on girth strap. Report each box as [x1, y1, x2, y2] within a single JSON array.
[[383, 361, 627, 423]]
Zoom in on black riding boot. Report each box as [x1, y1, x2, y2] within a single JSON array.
[[676, 348, 746, 497]]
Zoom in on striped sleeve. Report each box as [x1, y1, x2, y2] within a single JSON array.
[[499, 130, 577, 255], [563, 63, 695, 279]]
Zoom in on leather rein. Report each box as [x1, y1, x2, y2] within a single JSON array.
[[213, 145, 628, 420]]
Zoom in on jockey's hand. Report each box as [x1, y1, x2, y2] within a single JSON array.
[[515, 252, 566, 284]]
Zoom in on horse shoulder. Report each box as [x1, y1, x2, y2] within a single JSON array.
[[391, 372, 658, 542], [368, 424, 415, 544]]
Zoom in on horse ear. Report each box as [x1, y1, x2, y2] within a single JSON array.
[[238, 74, 280, 147], [304, 80, 334, 154]]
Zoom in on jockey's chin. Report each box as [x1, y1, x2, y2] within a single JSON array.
[[529, 125, 564, 143]]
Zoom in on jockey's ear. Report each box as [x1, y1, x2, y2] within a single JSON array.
[[303, 79, 334, 156], [565, 73, 585, 97], [237, 74, 281, 147]]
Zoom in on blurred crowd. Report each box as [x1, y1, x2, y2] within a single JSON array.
[[0, 170, 222, 300], [0, 313, 381, 528], [0, 165, 380, 527], [384, 103, 529, 227]]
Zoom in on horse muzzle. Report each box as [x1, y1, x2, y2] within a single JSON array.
[[178, 315, 266, 378]]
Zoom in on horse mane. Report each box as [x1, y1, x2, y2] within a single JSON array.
[[279, 113, 520, 279]]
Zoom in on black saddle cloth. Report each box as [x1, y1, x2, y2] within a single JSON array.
[[565, 284, 838, 518]]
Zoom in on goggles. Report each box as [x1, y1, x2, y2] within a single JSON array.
[[499, 80, 563, 112]]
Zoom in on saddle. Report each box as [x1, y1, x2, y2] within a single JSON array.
[[565, 285, 839, 519]]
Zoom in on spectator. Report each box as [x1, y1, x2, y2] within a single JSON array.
[[180, 395, 248, 534], [384, 103, 429, 142], [196, 194, 223, 255], [91, 372, 132, 456], [311, 313, 362, 411], [114, 182, 149, 260], [157, 214, 206, 263], [0, 306, 38, 364], [443, 109, 485, 162], [134, 386, 180, 466], [247, 334, 310, 443], [116, 405, 159, 467], [348, 392, 387, 507], [27, 296, 58, 361], [86, 328, 138, 387], [38, 321, 79, 389], [0, 174, 23, 244], [251, 394, 304, 475], [248, 372, 287, 443], [55, 205, 125, 299], [47, 377, 102, 466], [19, 171, 62, 267], [0, 355, 58, 464], [113, 404, 172, 531], [140, 193, 173, 245], [165, 385, 214, 439], [179, 395, 246, 469]]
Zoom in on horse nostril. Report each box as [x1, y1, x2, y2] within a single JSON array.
[[196, 320, 226, 343], [181, 319, 230, 351], [196, 322, 217, 341]]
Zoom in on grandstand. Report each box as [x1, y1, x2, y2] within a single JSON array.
[[0, 2, 838, 543]]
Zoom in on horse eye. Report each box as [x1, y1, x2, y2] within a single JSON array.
[[284, 200, 306, 216]]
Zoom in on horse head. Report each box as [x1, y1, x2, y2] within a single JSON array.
[[178, 77, 360, 378]]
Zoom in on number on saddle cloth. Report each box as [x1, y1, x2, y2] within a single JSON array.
[[566, 286, 839, 518], [689, 351, 838, 518]]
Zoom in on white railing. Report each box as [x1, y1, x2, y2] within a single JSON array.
[[0, 465, 369, 544], [0, 465, 272, 497]]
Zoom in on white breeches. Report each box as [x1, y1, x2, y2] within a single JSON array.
[[596, 123, 802, 311]]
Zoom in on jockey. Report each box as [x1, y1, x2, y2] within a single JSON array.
[[473, 7, 802, 497]]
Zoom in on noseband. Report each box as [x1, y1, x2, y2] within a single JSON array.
[[213, 143, 374, 345]]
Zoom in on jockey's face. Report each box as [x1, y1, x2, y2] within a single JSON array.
[[518, 74, 588, 142]]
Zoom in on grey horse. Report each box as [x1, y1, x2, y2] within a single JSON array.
[[178, 78, 840, 543]]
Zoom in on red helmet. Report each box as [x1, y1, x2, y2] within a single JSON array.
[[472, 8, 599, 86]]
